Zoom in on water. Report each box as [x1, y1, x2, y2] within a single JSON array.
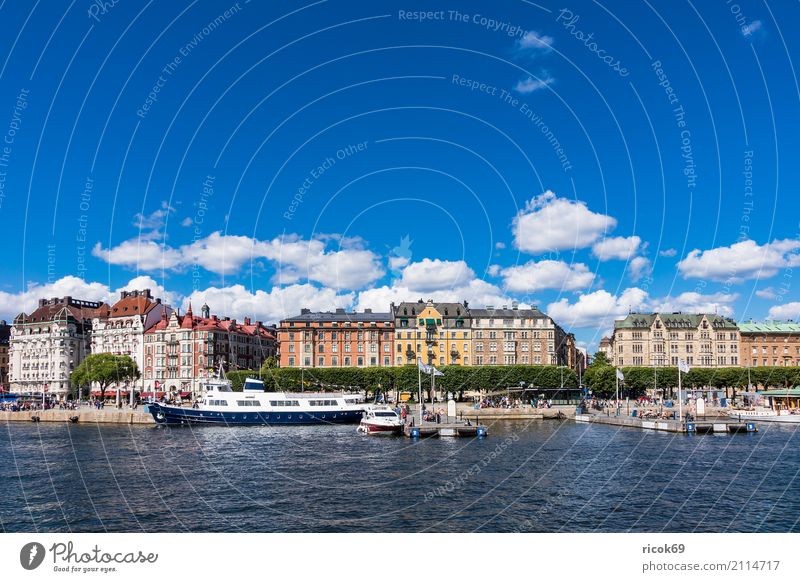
[[1, 420, 798, 532]]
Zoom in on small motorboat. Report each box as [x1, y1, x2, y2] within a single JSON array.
[[357, 407, 404, 435], [726, 407, 800, 424]]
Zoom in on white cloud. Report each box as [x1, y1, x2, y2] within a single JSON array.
[[0, 275, 180, 320], [94, 232, 385, 289], [628, 256, 652, 282], [517, 30, 554, 51], [768, 302, 800, 321], [495, 242, 506, 250], [659, 248, 677, 257], [513, 191, 617, 254], [398, 259, 474, 292], [133, 201, 175, 241], [742, 20, 762, 37], [592, 236, 641, 260], [547, 288, 649, 329], [184, 284, 354, 325], [755, 287, 776, 300], [501, 260, 594, 292], [652, 291, 738, 316], [181, 217, 193, 227], [487, 264, 501, 277], [514, 74, 554, 94], [677, 239, 800, 283]]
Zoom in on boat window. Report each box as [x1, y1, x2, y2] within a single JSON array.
[[374, 412, 398, 417], [269, 400, 300, 406], [208, 400, 228, 406], [309, 399, 339, 406], [236, 401, 259, 407]]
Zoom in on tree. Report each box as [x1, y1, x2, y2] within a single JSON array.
[[591, 351, 611, 367], [259, 356, 278, 375], [70, 354, 140, 400]]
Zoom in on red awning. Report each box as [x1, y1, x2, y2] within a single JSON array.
[[91, 390, 130, 396], [179, 391, 192, 397], [141, 392, 166, 398]]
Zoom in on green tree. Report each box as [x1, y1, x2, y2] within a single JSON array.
[[70, 354, 140, 400], [259, 356, 278, 374], [591, 351, 611, 367]]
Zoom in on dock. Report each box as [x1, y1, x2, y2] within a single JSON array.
[[404, 421, 488, 438], [0, 408, 155, 425], [574, 413, 757, 434]]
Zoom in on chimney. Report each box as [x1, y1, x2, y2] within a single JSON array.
[[39, 299, 46, 307], [335, 308, 345, 314], [244, 317, 251, 325], [512, 301, 519, 310], [364, 308, 372, 314], [301, 308, 311, 315]]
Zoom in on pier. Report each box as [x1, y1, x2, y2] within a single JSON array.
[[0, 408, 155, 425], [404, 421, 488, 438], [574, 413, 757, 434]]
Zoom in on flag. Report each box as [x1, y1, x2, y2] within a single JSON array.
[[615, 369, 624, 381], [678, 360, 691, 374], [418, 359, 444, 376]]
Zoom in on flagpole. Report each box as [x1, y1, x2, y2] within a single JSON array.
[[678, 367, 683, 423], [615, 372, 619, 416], [417, 359, 423, 425]]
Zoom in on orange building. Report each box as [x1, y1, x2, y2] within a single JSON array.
[[278, 308, 394, 368]]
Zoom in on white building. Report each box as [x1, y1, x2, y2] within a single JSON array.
[[9, 297, 110, 398], [90, 289, 172, 391]]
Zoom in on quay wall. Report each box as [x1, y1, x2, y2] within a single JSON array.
[[0, 409, 155, 425]]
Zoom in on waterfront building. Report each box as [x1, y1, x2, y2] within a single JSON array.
[[598, 336, 613, 360], [470, 303, 568, 366], [611, 312, 740, 368], [9, 297, 111, 398], [392, 300, 471, 366], [278, 308, 394, 368], [0, 320, 10, 388], [143, 303, 277, 394], [90, 289, 172, 391], [738, 321, 800, 367]]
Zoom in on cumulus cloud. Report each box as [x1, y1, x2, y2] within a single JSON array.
[[0, 275, 179, 320], [659, 248, 677, 257], [184, 283, 355, 324], [518, 31, 554, 50], [501, 260, 594, 292], [487, 264, 502, 277], [513, 191, 617, 254], [514, 74, 554, 94], [677, 239, 800, 283], [592, 236, 641, 260], [398, 259, 475, 292], [652, 291, 738, 316], [628, 256, 652, 282], [755, 287, 777, 300], [768, 302, 800, 321], [547, 288, 649, 329], [94, 232, 385, 289]]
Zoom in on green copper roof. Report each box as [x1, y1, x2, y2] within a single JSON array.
[[614, 313, 738, 329], [739, 321, 800, 333]]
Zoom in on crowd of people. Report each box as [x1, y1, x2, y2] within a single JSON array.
[[476, 395, 553, 409]]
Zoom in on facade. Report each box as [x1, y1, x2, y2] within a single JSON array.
[[470, 304, 568, 366], [91, 289, 172, 390], [9, 297, 110, 397], [612, 312, 740, 368], [739, 321, 800, 367], [143, 303, 277, 394], [0, 320, 10, 388], [278, 308, 394, 368], [392, 300, 471, 366], [598, 336, 613, 361]]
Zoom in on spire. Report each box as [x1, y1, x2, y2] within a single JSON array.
[[181, 302, 194, 329]]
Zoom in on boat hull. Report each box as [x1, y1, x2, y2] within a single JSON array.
[[359, 421, 403, 435], [147, 403, 364, 426], [726, 411, 800, 423]]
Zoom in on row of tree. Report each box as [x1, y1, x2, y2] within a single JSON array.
[[584, 352, 799, 397]]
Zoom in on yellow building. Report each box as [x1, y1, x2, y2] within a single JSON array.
[[391, 300, 471, 366]]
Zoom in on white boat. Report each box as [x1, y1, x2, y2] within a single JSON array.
[[148, 377, 368, 426], [357, 406, 404, 435], [726, 407, 800, 424]]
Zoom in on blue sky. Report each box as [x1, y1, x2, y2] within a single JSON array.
[[0, 0, 798, 353]]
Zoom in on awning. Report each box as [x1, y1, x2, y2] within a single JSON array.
[[91, 390, 130, 396], [141, 391, 167, 398], [179, 391, 192, 397], [760, 388, 800, 397]]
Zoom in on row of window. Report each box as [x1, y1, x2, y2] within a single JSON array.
[[286, 356, 389, 367]]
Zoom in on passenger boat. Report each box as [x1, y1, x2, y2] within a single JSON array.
[[147, 377, 367, 426], [357, 407, 404, 435], [725, 408, 800, 423]]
